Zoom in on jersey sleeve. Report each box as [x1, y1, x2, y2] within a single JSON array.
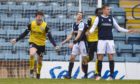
[[45, 25, 50, 33], [27, 24, 31, 31], [87, 18, 92, 27], [89, 17, 99, 33], [78, 22, 85, 31], [113, 17, 129, 32], [16, 24, 31, 42]]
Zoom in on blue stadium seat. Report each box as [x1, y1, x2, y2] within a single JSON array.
[[114, 16, 125, 24], [4, 26, 14, 30], [19, 53, 29, 60], [6, 1, 16, 5], [1, 17, 15, 26], [112, 8, 125, 16], [0, 5, 9, 13], [126, 34, 140, 45], [113, 31, 126, 41], [114, 56, 125, 62], [125, 55, 140, 62], [20, 2, 30, 6], [35, 2, 46, 7], [0, 54, 5, 59], [117, 43, 133, 54], [133, 44, 140, 53], [43, 55, 50, 61], [0, 29, 7, 38], [5, 53, 20, 60], [15, 18, 29, 26]]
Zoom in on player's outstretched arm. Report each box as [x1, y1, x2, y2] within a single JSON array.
[[113, 18, 135, 33], [10, 24, 31, 45], [61, 32, 73, 45], [46, 27, 60, 52]]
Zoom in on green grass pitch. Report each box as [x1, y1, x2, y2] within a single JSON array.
[[0, 79, 140, 84]]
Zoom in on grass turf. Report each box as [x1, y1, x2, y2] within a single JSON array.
[[0, 79, 140, 84]]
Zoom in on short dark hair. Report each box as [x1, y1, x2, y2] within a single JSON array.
[[102, 4, 109, 9], [76, 11, 83, 17], [77, 11, 83, 15], [35, 11, 44, 17], [95, 8, 102, 16]]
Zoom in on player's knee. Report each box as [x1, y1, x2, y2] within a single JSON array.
[[30, 48, 37, 56], [97, 54, 103, 61], [108, 54, 114, 61], [30, 52, 36, 57], [89, 53, 94, 62], [82, 56, 88, 64], [38, 61, 42, 65], [70, 55, 75, 62]]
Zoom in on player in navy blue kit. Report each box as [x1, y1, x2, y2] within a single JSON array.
[[89, 5, 134, 80], [62, 12, 88, 79]]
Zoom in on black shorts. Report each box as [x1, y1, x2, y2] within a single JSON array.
[[87, 41, 98, 61], [88, 41, 98, 52], [29, 42, 45, 56]]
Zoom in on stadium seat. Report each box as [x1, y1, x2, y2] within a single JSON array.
[[0, 54, 5, 59], [113, 31, 126, 40], [133, 44, 140, 53], [112, 8, 125, 16], [125, 55, 140, 62], [6, 1, 16, 5], [5, 53, 20, 60], [114, 16, 125, 24], [43, 55, 50, 61], [15, 18, 29, 26], [0, 29, 7, 38], [126, 34, 140, 45], [1, 17, 15, 26], [117, 43, 133, 54], [20, 2, 30, 6]]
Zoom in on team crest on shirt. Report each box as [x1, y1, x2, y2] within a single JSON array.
[[102, 19, 104, 21], [108, 19, 111, 22], [40, 27, 45, 31]]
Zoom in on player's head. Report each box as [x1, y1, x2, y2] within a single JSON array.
[[76, 12, 83, 21], [35, 11, 44, 25], [95, 8, 102, 16], [102, 5, 110, 16]]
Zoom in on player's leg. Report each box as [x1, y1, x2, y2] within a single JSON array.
[[87, 42, 95, 62], [108, 54, 114, 79], [65, 44, 79, 79], [82, 56, 88, 78], [36, 55, 43, 79], [96, 40, 106, 80], [36, 46, 45, 79], [80, 41, 88, 78], [29, 44, 37, 78], [107, 40, 115, 80], [92, 42, 99, 77], [66, 55, 76, 79]]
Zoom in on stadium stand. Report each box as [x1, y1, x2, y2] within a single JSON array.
[[0, 0, 139, 63]]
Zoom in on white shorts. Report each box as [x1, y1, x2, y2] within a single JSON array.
[[97, 40, 116, 54], [71, 41, 88, 56]]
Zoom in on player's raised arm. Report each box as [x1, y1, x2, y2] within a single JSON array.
[[10, 24, 31, 45], [89, 17, 99, 34], [113, 18, 134, 33]]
